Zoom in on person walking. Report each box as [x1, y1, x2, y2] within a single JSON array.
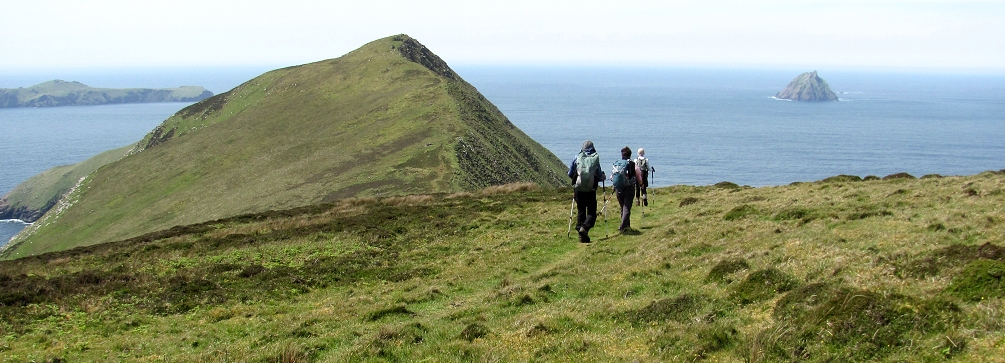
[[568, 140, 606, 243], [611, 146, 643, 233], [635, 148, 653, 206]]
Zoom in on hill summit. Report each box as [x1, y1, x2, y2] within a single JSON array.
[[2, 34, 567, 257], [774, 71, 838, 101]]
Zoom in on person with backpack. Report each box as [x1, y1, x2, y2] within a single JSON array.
[[611, 146, 643, 233], [568, 140, 606, 243], [635, 148, 654, 206]]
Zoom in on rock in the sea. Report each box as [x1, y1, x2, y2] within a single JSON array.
[[775, 71, 838, 102]]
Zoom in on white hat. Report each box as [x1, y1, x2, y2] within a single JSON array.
[[637, 148, 645, 157]]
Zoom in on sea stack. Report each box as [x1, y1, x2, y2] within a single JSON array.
[[775, 71, 838, 102]]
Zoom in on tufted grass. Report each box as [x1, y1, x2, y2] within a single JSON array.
[[1, 171, 1005, 361]]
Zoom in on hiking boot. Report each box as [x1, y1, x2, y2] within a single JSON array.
[[578, 227, 591, 243], [643, 195, 648, 206]]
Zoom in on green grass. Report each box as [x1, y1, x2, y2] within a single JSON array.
[[5, 35, 567, 258], [1, 171, 1005, 361]]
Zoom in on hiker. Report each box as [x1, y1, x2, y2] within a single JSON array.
[[635, 148, 653, 206], [568, 140, 606, 243], [611, 146, 643, 232]]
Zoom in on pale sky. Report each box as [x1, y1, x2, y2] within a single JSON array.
[[2, 0, 1003, 71]]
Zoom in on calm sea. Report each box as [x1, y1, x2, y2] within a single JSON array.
[[458, 66, 1005, 187], [2, 66, 1004, 245]]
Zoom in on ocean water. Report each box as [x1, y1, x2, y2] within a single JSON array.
[[0, 102, 194, 246], [456, 66, 1005, 187], [2, 67, 1004, 246]]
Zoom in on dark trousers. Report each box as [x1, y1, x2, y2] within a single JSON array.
[[635, 171, 649, 202], [574, 191, 597, 234], [616, 187, 634, 231]]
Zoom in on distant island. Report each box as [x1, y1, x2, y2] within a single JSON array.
[[0, 80, 213, 108], [775, 71, 838, 101]]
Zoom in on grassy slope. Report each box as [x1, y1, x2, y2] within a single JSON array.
[[4, 35, 566, 258], [0, 146, 131, 222], [1, 172, 1004, 362]]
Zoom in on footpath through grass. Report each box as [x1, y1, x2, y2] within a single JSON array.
[[2, 172, 1005, 362]]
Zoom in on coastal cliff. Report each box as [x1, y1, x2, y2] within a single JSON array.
[[0, 80, 213, 108]]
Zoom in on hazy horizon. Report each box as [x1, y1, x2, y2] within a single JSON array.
[[3, 1, 1002, 72], [4, 64, 1005, 96]]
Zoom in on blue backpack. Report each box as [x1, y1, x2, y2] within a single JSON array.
[[611, 159, 635, 189]]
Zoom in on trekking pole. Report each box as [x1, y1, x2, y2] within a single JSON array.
[[566, 194, 576, 238], [650, 167, 655, 207], [601, 180, 609, 238]]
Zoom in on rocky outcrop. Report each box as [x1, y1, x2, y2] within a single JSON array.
[[396, 36, 458, 81], [0, 80, 213, 108], [775, 71, 838, 102], [0, 196, 53, 222]]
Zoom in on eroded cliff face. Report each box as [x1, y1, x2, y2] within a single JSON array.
[[0, 196, 53, 222], [775, 71, 838, 102]]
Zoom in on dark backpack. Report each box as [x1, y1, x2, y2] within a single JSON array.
[[574, 152, 600, 192], [611, 159, 635, 189]]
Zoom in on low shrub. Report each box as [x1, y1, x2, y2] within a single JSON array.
[[821, 174, 862, 183], [460, 323, 489, 342], [730, 268, 798, 304], [706, 258, 749, 284], [625, 293, 710, 325], [678, 197, 700, 207], [764, 283, 963, 362], [723, 205, 759, 221], [883, 172, 916, 180], [945, 259, 1005, 301]]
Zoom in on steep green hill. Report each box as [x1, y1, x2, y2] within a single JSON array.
[[0, 80, 212, 108], [1, 35, 567, 258], [1, 172, 1003, 361]]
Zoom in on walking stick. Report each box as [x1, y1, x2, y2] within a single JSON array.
[[649, 166, 655, 207], [640, 187, 645, 227], [600, 180, 609, 238], [566, 194, 576, 238]]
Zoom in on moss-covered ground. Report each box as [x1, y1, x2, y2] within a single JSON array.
[[2, 171, 1005, 362]]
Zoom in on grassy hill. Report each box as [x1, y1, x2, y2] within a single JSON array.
[[0, 80, 212, 108], [1, 172, 1004, 361], [2, 35, 567, 258]]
